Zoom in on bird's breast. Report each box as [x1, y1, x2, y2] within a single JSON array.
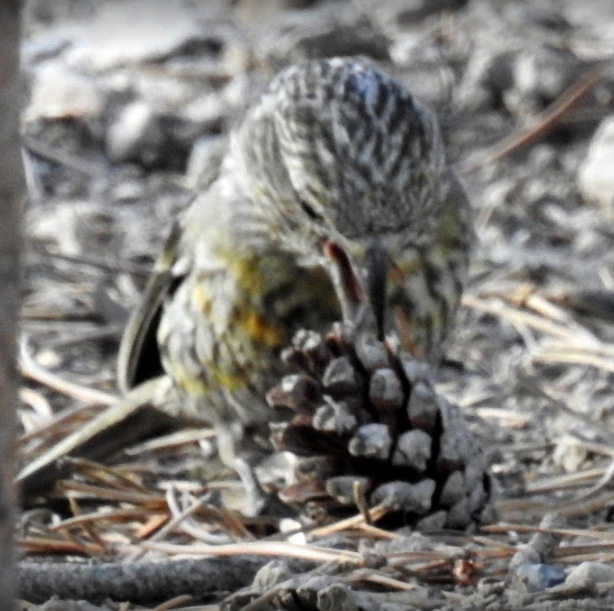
[[156, 244, 340, 424]]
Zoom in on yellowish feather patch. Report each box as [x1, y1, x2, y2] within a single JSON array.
[[241, 309, 282, 347]]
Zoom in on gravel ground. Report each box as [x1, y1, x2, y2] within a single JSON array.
[[17, 0, 614, 609]]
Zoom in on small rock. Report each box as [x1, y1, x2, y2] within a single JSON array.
[[457, 49, 515, 112], [578, 116, 614, 215], [109, 177, 147, 204], [105, 101, 163, 164], [505, 46, 583, 117], [553, 435, 590, 472], [25, 64, 104, 122], [525, 512, 567, 559], [566, 561, 614, 587], [508, 545, 541, 572]]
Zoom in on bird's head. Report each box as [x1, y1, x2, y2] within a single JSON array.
[[228, 57, 455, 343]]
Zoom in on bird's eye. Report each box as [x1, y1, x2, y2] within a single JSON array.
[[299, 198, 324, 221]]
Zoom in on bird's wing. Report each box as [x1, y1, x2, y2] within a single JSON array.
[[116, 219, 184, 392]]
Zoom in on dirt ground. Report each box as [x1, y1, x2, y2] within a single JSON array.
[[15, 0, 614, 609]]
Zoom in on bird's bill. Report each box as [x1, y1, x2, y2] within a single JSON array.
[[322, 238, 387, 340]]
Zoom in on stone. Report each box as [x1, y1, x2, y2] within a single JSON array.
[[566, 561, 614, 587], [578, 116, 614, 215]]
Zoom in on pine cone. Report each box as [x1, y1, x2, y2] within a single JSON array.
[[265, 323, 495, 530]]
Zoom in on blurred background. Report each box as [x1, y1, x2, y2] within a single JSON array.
[[18, 0, 614, 537]]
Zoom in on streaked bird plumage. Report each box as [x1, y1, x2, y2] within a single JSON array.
[[116, 57, 472, 466]]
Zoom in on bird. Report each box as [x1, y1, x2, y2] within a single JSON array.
[[18, 57, 472, 492]]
